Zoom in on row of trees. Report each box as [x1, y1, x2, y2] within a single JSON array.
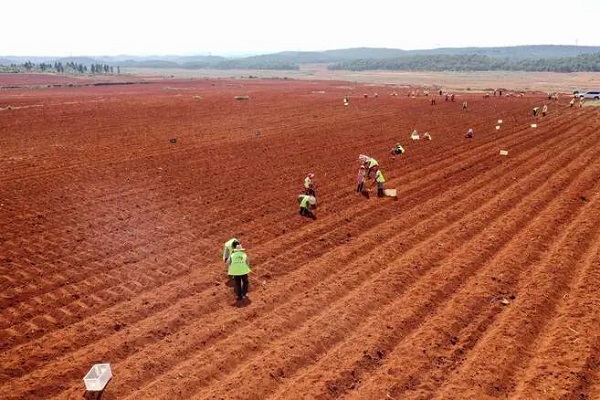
[[0, 61, 121, 74], [328, 53, 600, 72]]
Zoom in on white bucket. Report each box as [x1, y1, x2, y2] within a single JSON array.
[[531, 123, 537, 128], [495, 126, 500, 130], [499, 150, 508, 156], [498, 119, 503, 124], [384, 189, 397, 197]]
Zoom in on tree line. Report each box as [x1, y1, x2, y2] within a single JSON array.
[[0, 61, 121, 74], [328, 53, 600, 72]]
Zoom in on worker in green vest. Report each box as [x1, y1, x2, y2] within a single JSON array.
[[228, 244, 251, 301], [365, 157, 379, 178], [374, 169, 386, 198], [298, 194, 317, 219]]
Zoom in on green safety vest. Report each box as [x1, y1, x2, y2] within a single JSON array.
[[228, 250, 251, 276], [369, 158, 378, 168], [223, 238, 238, 261], [376, 170, 386, 183], [299, 195, 310, 208]]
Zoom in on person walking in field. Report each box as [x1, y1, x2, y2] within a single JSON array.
[[569, 98, 575, 107], [465, 128, 474, 139], [228, 243, 251, 302], [462, 101, 468, 111], [542, 104, 548, 116]]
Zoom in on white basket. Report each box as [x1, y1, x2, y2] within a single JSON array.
[[531, 123, 537, 128], [84, 363, 112, 391], [499, 150, 508, 156], [495, 125, 500, 130], [497, 119, 503, 124]]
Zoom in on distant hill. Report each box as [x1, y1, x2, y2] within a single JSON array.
[[2, 45, 600, 72], [406, 45, 600, 59]]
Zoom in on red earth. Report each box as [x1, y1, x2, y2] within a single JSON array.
[[1, 74, 599, 400]]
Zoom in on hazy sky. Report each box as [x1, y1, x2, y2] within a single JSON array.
[[2, 0, 599, 56]]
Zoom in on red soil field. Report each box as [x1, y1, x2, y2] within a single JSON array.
[[1, 75, 599, 400]]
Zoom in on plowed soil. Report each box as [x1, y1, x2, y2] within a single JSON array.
[[1, 75, 599, 400]]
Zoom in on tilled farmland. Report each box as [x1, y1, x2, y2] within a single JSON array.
[[0, 75, 599, 399]]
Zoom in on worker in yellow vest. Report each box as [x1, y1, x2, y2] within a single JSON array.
[[374, 169, 386, 198], [365, 157, 379, 178], [298, 194, 317, 219], [228, 244, 251, 301]]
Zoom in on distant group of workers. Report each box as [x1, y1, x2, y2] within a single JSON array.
[[569, 97, 584, 108], [220, 88, 588, 304], [532, 104, 549, 117]]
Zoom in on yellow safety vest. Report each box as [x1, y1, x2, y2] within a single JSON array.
[[228, 250, 251, 276], [299, 195, 310, 208]]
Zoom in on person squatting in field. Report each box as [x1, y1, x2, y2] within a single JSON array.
[[228, 243, 251, 302], [391, 143, 405, 155], [298, 194, 317, 219]]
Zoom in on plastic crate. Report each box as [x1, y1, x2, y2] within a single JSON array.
[[83, 363, 112, 391]]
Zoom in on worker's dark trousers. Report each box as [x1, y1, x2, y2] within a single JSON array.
[[300, 207, 316, 220], [233, 274, 249, 300], [357, 182, 364, 192]]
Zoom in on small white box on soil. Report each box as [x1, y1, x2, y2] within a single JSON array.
[[499, 150, 508, 156], [495, 125, 500, 130], [498, 119, 503, 124], [84, 363, 112, 391], [531, 123, 537, 128]]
